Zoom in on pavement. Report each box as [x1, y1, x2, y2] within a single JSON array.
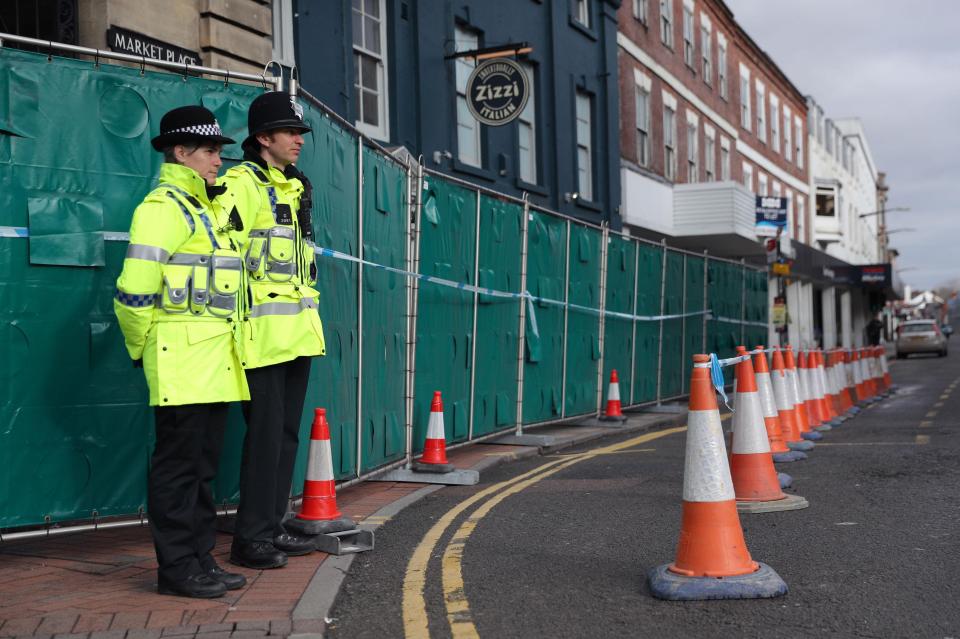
[[0, 410, 688, 639]]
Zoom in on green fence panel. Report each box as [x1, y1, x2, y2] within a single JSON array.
[[632, 242, 663, 404], [522, 211, 567, 423], [358, 148, 408, 472], [472, 195, 522, 437], [602, 235, 636, 405], [291, 112, 360, 483], [563, 225, 602, 416], [682, 254, 705, 393], [660, 251, 684, 398], [413, 177, 477, 450]]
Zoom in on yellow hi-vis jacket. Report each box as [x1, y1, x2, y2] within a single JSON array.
[[220, 160, 326, 369], [114, 163, 250, 406]]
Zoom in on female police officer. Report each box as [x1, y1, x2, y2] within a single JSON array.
[[114, 106, 249, 598]]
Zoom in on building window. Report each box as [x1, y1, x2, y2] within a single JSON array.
[[742, 162, 753, 191], [0, 0, 79, 50], [720, 136, 730, 180], [634, 0, 648, 24], [682, 1, 695, 68], [782, 105, 792, 162], [352, 0, 389, 139], [518, 63, 537, 184], [686, 115, 698, 183], [704, 126, 715, 181], [717, 34, 727, 99], [772, 181, 781, 198], [755, 81, 766, 143], [660, 0, 674, 48], [272, 0, 296, 66], [634, 80, 651, 167], [700, 19, 712, 84], [758, 172, 768, 196], [797, 196, 806, 239], [769, 95, 780, 153], [663, 99, 677, 181], [574, 0, 590, 28], [739, 65, 751, 130], [575, 91, 593, 200], [824, 119, 834, 154], [454, 26, 481, 167], [816, 188, 836, 217], [794, 116, 804, 169]]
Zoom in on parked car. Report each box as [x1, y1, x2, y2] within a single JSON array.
[[895, 320, 948, 358]]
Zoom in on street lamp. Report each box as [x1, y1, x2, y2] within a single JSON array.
[[859, 206, 910, 218]]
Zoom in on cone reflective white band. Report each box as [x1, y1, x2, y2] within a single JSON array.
[[307, 437, 335, 481], [853, 356, 863, 384], [811, 361, 825, 401], [799, 365, 813, 402], [785, 368, 803, 409], [608, 380, 621, 401], [731, 389, 770, 454], [770, 369, 793, 410], [756, 372, 778, 418], [427, 409, 445, 440], [682, 409, 735, 502], [880, 353, 889, 375]]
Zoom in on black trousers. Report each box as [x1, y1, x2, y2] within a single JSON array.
[[149, 402, 228, 582], [235, 356, 313, 544]]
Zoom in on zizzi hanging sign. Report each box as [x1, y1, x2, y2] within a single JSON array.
[[466, 58, 530, 126]]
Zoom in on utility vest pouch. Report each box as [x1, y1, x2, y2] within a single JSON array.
[[189, 255, 211, 315], [248, 226, 297, 282], [160, 258, 198, 314], [208, 251, 242, 317]]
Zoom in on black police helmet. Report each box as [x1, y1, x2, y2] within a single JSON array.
[[243, 91, 312, 150], [151, 105, 235, 151]]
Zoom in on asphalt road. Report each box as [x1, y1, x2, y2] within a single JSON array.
[[328, 351, 960, 638]]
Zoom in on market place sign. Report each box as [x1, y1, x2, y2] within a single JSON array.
[[466, 58, 530, 126], [107, 26, 201, 66], [755, 196, 787, 238]]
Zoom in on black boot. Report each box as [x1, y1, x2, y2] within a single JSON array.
[[207, 564, 247, 590], [274, 531, 316, 556], [230, 541, 288, 569], [158, 573, 227, 599]]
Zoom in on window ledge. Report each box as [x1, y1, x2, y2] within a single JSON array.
[[516, 178, 549, 197], [452, 159, 495, 182], [574, 197, 603, 213], [569, 17, 599, 41]]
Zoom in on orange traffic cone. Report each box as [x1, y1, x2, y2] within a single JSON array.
[[413, 391, 456, 473], [874, 346, 890, 395], [822, 351, 847, 426], [770, 348, 813, 452], [752, 347, 804, 462], [836, 351, 855, 414], [785, 347, 821, 441], [600, 370, 628, 422], [647, 354, 788, 600], [844, 349, 863, 415], [286, 408, 357, 536], [880, 345, 893, 392], [859, 348, 877, 403], [798, 351, 824, 430], [730, 349, 808, 513]]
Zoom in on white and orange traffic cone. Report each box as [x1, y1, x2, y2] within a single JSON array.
[[798, 351, 827, 432], [785, 347, 821, 441], [814, 350, 842, 427], [647, 354, 788, 600], [873, 346, 890, 396], [286, 408, 357, 536], [858, 348, 877, 404], [600, 370, 628, 422], [413, 391, 456, 473], [771, 348, 814, 452], [880, 345, 894, 392], [730, 349, 808, 513], [753, 347, 804, 462], [843, 349, 862, 416]]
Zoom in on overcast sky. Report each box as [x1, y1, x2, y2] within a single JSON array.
[[725, 0, 959, 291]]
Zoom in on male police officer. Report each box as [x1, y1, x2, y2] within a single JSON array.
[[115, 106, 249, 597], [223, 92, 326, 569]]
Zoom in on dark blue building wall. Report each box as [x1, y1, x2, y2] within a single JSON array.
[[294, 0, 621, 227]]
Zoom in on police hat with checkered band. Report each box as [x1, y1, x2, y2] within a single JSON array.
[[243, 91, 311, 148], [150, 105, 235, 151]]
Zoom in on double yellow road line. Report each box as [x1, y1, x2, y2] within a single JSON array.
[[401, 426, 687, 639]]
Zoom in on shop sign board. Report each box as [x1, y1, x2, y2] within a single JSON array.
[[466, 58, 530, 126], [755, 196, 787, 237]]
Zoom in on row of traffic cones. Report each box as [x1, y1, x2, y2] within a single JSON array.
[[648, 345, 894, 600]]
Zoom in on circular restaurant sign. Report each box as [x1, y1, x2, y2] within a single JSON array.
[[465, 58, 530, 126]]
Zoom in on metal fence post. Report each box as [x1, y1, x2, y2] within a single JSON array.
[[680, 253, 687, 394], [355, 137, 365, 475], [467, 190, 482, 440], [595, 224, 610, 416], [404, 160, 425, 469], [514, 196, 530, 435], [560, 220, 572, 418], [702, 250, 709, 355], [628, 238, 640, 406], [740, 258, 747, 347], [655, 239, 667, 404]]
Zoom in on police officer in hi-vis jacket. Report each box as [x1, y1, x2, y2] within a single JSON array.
[[222, 92, 326, 569], [114, 106, 249, 599]]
